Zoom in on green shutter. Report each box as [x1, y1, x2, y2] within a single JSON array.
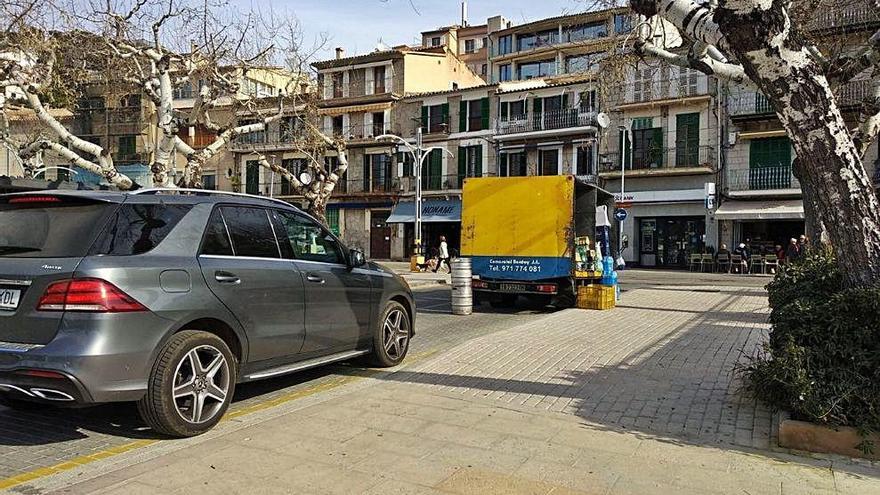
[[561, 93, 569, 109], [675, 113, 700, 167], [475, 145, 483, 177], [651, 128, 664, 167], [500, 102, 508, 120], [481, 98, 490, 131], [326, 209, 340, 235], [363, 154, 370, 191], [421, 106, 429, 129], [458, 146, 466, 186], [441, 103, 449, 128], [533, 98, 542, 115], [459, 100, 467, 132], [632, 117, 653, 130], [533, 98, 543, 129]]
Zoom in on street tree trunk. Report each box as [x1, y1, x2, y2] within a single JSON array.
[[632, 0, 880, 288]]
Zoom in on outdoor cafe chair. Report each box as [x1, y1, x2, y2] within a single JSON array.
[[701, 254, 715, 273], [688, 254, 702, 272], [763, 254, 780, 274], [716, 253, 731, 273], [730, 254, 745, 274]]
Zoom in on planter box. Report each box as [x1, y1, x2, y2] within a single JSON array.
[[779, 418, 880, 460]]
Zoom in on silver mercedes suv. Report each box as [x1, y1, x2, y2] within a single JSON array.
[[0, 189, 414, 437]]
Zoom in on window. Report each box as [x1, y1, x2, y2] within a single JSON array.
[[499, 64, 512, 82], [481, 64, 487, 77], [517, 33, 536, 51], [280, 116, 303, 141], [457, 145, 483, 185], [422, 104, 448, 133], [614, 14, 633, 34], [576, 145, 595, 176], [678, 67, 700, 97], [374, 66, 386, 93], [633, 68, 655, 102], [517, 59, 556, 80], [202, 174, 217, 190], [566, 21, 607, 42], [332, 116, 344, 136], [397, 152, 414, 177], [173, 81, 193, 99], [238, 119, 265, 144], [220, 207, 280, 258], [118, 135, 136, 157], [0, 200, 114, 258], [119, 94, 140, 108], [500, 151, 527, 177], [579, 90, 598, 112], [500, 100, 526, 121], [566, 52, 604, 73], [629, 127, 664, 169], [749, 137, 792, 189], [281, 158, 306, 195], [542, 95, 563, 113], [275, 211, 344, 264], [371, 111, 386, 136], [431, 36, 441, 47], [465, 39, 476, 54], [331, 72, 344, 98], [498, 35, 513, 55], [467, 99, 483, 131], [367, 153, 394, 191], [675, 113, 700, 167], [91, 204, 192, 256], [245, 160, 260, 195], [539, 149, 559, 175], [326, 209, 340, 236], [200, 209, 234, 256]]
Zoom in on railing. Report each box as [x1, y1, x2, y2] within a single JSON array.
[[230, 130, 304, 151], [491, 25, 610, 57], [323, 122, 391, 141], [624, 75, 710, 104], [494, 109, 597, 135], [726, 165, 801, 192], [810, 7, 879, 31], [400, 173, 497, 192], [598, 145, 715, 172], [324, 75, 395, 100], [729, 79, 872, 116]]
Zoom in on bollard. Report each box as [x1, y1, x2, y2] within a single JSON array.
[[450, 257, 473, 315]]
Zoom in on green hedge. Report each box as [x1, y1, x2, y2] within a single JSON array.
[[746, 249, 880, 438]]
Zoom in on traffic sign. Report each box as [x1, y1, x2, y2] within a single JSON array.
[[614, 208, 628, 222]]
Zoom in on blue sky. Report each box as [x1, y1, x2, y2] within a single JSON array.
[[232, 0, 585, 61]]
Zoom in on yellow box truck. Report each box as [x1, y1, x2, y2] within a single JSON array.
[[461, 175, 616, 307]]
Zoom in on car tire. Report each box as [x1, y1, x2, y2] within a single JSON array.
[[137, 330, 236, 438], [367, 300, 411, 368]]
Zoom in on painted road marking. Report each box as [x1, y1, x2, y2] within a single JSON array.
[[0, 349, 438, 492]]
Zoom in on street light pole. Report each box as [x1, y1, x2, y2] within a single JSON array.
[[617, 122, 632, 257], [414, 126, 424, 255]]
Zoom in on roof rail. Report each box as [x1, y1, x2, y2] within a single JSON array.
[[130, 188, 295, 207]]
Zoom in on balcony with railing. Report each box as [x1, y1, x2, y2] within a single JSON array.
[[599, 145, 715, 174], [621, 74, 710, 106], [230, 129, 304, 152], [323, 75, 395, 100], [729, 79, 872, 117], [494, 109, 598, 137], [324, 122, 391, 142], [809, 6, 880, 31], [726, 165, 801, 195]]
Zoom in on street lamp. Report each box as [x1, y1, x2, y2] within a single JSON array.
[[375, 129, 452, 259], [617, 121, 632, 257]]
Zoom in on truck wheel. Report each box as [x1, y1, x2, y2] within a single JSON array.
[[490, 295, 517, 308], [523, 294, 552, 309], [367, 301, 411, 367], [553, 286, 576, 308], [137, 331, 236, 438]]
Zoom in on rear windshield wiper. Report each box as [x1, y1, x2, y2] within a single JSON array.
[[0, 246, 42, 255]]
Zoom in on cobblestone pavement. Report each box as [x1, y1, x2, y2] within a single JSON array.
[[0, 288, 545, 481], [397, 284, 776, 450]]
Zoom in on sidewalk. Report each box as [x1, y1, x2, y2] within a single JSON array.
[[39, 284, 880, 495], [378, 261, 450, 288]]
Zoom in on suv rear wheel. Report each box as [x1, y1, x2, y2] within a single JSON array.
[[137, 330, 236, 437], [367, 301, 411, 367]]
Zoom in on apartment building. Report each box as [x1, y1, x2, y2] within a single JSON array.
[[717, 7, 880, 254], [265, 44, 486, 259]]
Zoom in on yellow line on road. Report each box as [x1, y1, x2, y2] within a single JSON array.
[[0, 349, 438, 492]]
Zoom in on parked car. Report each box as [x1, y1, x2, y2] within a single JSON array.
[[0, 189, 414, 437]]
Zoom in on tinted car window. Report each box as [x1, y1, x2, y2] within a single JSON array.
[[220, 206, 280, 258], [200, 208, 234, 256], [0, 198, 114, 258], [90, 204, 192, 255], [276, 211, 344, 264]]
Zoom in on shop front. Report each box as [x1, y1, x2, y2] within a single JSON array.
[[386, 198, 462, 257], [714, 199, 805, 254]]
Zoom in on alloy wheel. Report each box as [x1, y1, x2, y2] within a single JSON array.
[[172, 345, 230, 424], [382, 308, 410, 360]]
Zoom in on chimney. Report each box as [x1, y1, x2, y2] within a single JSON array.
[[335, 47, 345, 60], [461, 1, 468, 27]]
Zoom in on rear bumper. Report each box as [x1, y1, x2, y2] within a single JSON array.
[[472, 280, 560, 295], [0, 312, 177, 404], [0, 369, 90, 404]]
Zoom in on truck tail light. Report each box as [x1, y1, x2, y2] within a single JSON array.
[[37, 278, 147, 313], [472, 280, 489, 289], [535, 284, 557, 293]]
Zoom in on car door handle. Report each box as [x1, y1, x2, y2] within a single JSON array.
[[306, 273, 325, 284], [215, 272, 240, 284]]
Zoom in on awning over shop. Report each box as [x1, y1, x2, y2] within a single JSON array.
[[386, 198, 461, 223], [714, 199, 804, 220], [318, 102, 393, 117]]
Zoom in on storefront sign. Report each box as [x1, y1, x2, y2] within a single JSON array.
[[613, 189, 705, 204]]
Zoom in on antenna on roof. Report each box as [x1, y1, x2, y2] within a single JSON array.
[[376, 38, 389, 52], [461, 1, 468, 27]]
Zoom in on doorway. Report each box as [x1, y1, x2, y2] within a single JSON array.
[[638, 216, 705, 268], [370, 211, 392, 260]]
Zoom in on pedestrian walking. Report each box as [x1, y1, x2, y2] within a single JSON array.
[[433, 235, 451, 274], [734, 242, 750, 272]]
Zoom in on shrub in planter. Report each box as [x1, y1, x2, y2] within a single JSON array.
[[746, 249, 880, 436]]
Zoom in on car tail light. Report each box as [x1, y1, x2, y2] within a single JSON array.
[[472, 280, 489, 289], [535, 284, 557, 293], [8, 196, 62, 204], [37, 278, 147, 313], [15, 369, 66, 379]]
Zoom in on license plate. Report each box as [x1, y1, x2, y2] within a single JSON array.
[[0, 289, 21, 310], [498, 283, 527, 292]]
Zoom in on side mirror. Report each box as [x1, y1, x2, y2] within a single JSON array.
[[621, 234, 630, 250], [349, 249, 366, 269]]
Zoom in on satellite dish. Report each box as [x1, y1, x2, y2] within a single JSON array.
[[596, 112, 611, 129], [299, 171, 313, 185]]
